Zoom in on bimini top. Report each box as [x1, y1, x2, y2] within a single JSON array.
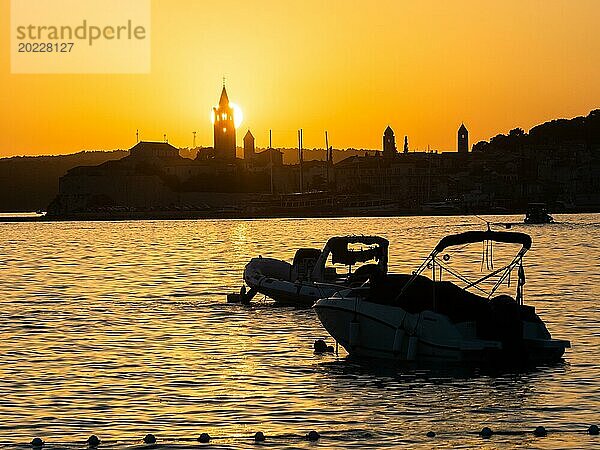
[[325, 236, 389, 266], [434, 230, 532, 254]]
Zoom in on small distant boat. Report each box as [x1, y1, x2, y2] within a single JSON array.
[[420, 201, 461, 215], [239, 236, 389, 306], [524, 203, 553, 224], [314, 230, 570, 363]]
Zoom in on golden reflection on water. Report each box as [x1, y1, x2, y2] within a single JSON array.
[[0, 214, 598, 448]]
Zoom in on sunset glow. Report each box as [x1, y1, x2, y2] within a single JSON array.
[[230, 103, 243, 129], [211, 103, 242, 129], [1, 0, 599, 155], [0, 1, 598, 445]]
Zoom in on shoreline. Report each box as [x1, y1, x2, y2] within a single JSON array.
[[1, 208, 598, 223]]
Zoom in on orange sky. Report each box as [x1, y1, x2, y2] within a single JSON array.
[[1, 0, 599, 157]]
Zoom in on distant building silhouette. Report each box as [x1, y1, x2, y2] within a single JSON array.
[[244, 130, 255, 160], [458, 123, 469, 153], [41, 98, 600, 218], [129, 141, 180, 159], [213, 84, 236, 160], [253, 148, 283, 168], [383, 126, 397, 158]]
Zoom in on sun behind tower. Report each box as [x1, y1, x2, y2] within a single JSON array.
[[211, 84, 242, 160]]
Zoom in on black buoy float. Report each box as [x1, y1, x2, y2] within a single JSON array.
[[86, 435, 101, 447], [306, 430, 320, 441], [426, 431, 436, 438], [30, 437, 44, 448], [313, 339, 328, 353], [589, 425, 599, 435], [198, 432, 211, 443], [314, 340, 334, 354], [254, 431, 265, 442], [143, 433, 157, 444], [480, 427, 493, 438], [533, 426, 547, 437], [226, 293, 242, 303]]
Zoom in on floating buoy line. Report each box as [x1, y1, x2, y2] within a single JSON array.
[[23, 425, 599, 448]]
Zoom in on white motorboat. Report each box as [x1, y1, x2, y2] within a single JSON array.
[[240, 236, 389, 306], [314, 230, 570, 363]]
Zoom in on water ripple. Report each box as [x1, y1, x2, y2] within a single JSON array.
[[0, 214, 598, 448]]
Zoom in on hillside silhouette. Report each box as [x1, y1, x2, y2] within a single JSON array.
[[0, 151, 127, 212], [473, 109, 600, 153]]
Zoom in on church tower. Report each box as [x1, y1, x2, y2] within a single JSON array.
[[458, 123, 469, 153], [213, 84, 236, 160], [243, 130, 255, 160], [383, 126, 397, 158]]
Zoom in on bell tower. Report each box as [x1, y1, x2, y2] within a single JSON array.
[[458, 123, 468, 153], [213, 83, 236, 160], [244, 130, 255, 160], [383, 126, 397, 158]]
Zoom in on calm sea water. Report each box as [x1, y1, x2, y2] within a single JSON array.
[[0, 214, 598, 449]]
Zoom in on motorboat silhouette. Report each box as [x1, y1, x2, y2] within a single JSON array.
[[524, 203, 554, 224], [239, 236, 389, 306], [314, 230, 570, 362]]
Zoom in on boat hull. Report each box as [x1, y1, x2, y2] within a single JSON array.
[[244, 258, 343, 308], [248, 279, 338, 306], [314, 297, 569, 363], [243, 258, 344, 306]]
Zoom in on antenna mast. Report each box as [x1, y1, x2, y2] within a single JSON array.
[[325, 131, 330, 188], [298, 129, 304, 193], [269, 129, 273, 195]]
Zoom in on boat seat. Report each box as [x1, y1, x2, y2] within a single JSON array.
[[347, 264, 384, 286]]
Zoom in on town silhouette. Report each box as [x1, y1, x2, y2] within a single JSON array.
[[0, 84, 598, 219]]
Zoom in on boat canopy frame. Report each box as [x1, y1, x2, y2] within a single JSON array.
[[396, 230, 532, 306]]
